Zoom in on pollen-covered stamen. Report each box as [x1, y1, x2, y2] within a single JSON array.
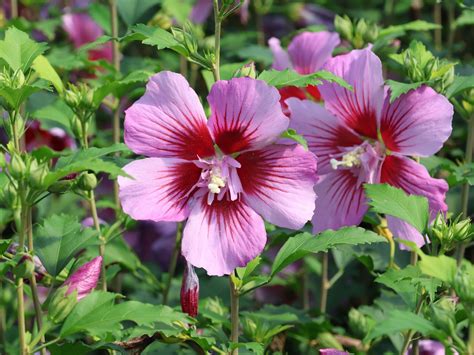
[[194, 155, 243, 205], [330, 146, 365, 170]]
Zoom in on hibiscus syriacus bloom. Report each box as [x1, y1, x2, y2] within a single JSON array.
[[118, 72, 318, 276], [268, 31, 340, 113], [62, 12, 113, 62], [288, 48, 452, 247], [405, 340, 457, 355]]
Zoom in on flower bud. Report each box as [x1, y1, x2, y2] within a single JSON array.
[[64, 88, 80, 109], [180, 261, 199, 317], [48, 286, 78, 323], [64, 256, 102, 300], [12, 69, 26, 88], [233, 62, 257, 79], [13, 254, 35, 279], [317, 333, 343, 351], [77, 172, 98, 191], [452, 217, 473, 243], [348, 308, 373, 338], [429, 298, 457, 334], [0, 181, 17, 205], [334, 15, 353, 41], [29, 162, 49, 189], [9, 153, 26, 179], [453, 266, 474, 306]]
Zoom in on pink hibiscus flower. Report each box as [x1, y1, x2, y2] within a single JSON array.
[[118, 72, 318, 276], [288, 48, 453, 247], [62, 12, 113, 63], [268, 31, 340, 113]]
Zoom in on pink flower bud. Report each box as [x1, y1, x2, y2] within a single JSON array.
[[64, 256, 102, 300], [180, 261, 199, 317]]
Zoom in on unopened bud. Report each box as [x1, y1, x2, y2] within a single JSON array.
[[77, 172, 97, 191], [48, 286, 78, 323], [10, 154, 26, 179], [14, 254, 36, 279], [334, 15, 353, 41], [348, 308, 373, 338], [64, 256, 102, 300], [180, 261, 199, 317], [29, 162, 49, 189], [233, 62, 257, 79], [13, 70, 25, 88], [453, 266, 474, 306], [429, 298, 457, 334]]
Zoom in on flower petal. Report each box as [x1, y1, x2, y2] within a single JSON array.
[[237, 144, 318, 229], [182, 198, 266, 276], [380, 86, 453, 156], [287, 98, 362, 174], [319, 48, 384, 139], [312, 170, 368, 233], [268, 37, 291, 70], [208, 77, 288, 154], [118, 158, 201, 222], [386, 216, 426, 250], [124, 71, 215, 160], [287, 31, 340, 74], [381, 155, 448, 217]]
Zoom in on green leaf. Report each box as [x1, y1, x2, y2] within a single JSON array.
[[365, 184, 429, 233], [257, 69, 352, 90], [280, 129, 308, 149], [454, 10, 474, 28], [46, 144, 131, 185], [0, 27, 47, 71], [0, 239, 12, 255], [271, 227, 386, 277], [32, 98, 74, 134], [0, 80, 51, 108], [131, 24, 186, 55], [366, 309, 438, 340], [418, 254, 457, 284], [117, 0, 161, 26], [34, 214, 98, 276], [31, 55, 64, 94], [93, 70, 152, 106], [385, 80, 424, 103], [60, 291, 190, 337], [380, 20, 441, 37], [445, 75, 474, 98], [89, 2, 111, 34]]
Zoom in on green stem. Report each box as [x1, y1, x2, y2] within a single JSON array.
[[319, 253, 329, 313], [457, 115, 474, 265], [229, 276, 240, 355], [31, 337, 60, 354], [447, 0, 455, 57], [89, 191, 106, 291], [401, 293, 426, 354], [302, 267, 309, 311], [109, 0, 121, 212], [0, 283, 5, 352], [212, 0, 221, 81], [16, 206, 27, 355], [468, 318, 474, 354], [162, 222, 183, 305], [11, 0, 18, 18], [433, 2, 442, 51], [26, 208, 47, 355]]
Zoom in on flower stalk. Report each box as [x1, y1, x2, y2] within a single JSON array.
[[229, 276, 240, 354], [212, 0, 221, 81], [88, 192, 106, 291], [163, 222, 183, 305], [109, 0, 122, 211], [319, 252, 329, 313]]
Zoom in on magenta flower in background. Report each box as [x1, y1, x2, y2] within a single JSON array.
[[25, 121, 75, 152], [118, 71, 318, 276], [64, 256, 102, 300], [406, 340, 457, 355], [180, 261, 199, 317], [268, 31, 340, 113], [288, 48, 452, 247], [62, 12, 113, 62], [319, 349, 349, 355]]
